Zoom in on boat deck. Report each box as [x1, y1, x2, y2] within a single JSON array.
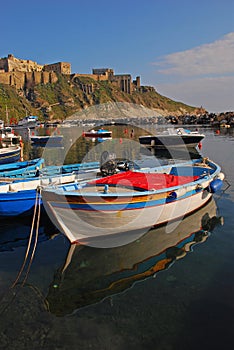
[[61, 171, 201, 195]]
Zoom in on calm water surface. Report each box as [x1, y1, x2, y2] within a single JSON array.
[[0, 126, 233, 350]]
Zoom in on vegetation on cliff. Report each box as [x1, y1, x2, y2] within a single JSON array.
[[0, 74, 199, 123]]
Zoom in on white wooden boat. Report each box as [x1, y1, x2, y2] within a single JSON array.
[[41, 158, 224, 246]]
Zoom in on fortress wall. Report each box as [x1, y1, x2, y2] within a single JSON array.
[[50, 71, 58, 84], [0, 71, 58, 89], [0, 72, 11, 85], [72, 73, 100, 81], [33, 71, 43, 85]]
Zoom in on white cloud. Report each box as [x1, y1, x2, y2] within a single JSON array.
[[154, 32, 234, 77], [157, 76, 234, 113]]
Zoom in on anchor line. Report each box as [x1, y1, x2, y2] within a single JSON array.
[[22, 187, 42, 286], [10, 186, 41, 288]]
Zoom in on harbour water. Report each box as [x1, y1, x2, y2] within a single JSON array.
[[0, 125, 233, 350]]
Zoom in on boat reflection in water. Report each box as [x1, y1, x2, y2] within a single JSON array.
[[0, 216, 58, 252], [46, 198, 223, 316]]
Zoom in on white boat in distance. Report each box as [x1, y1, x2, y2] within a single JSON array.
[[0, 126, 21, 147], [16, 116, 39, 129], [41, 158, 224, 247], [139, 128, 205, 148]]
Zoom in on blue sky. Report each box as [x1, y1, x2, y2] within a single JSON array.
[[1, 0, 234, 112]]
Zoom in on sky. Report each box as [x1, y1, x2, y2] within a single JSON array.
[[1, 0, 234, 113]]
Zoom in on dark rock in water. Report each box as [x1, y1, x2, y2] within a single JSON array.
[[0, 286, 51, 349]]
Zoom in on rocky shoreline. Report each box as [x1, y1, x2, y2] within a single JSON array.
[[61, 111, 234, 128]]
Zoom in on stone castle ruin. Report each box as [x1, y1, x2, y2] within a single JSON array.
[[0, 54, 141, 94]]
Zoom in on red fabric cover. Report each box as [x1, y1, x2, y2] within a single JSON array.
[[90, 171, 199, 191]]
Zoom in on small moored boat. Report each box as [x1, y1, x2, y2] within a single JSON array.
[[17, 115, 39, 128], [41, 158, 224, 246], [0, 127, 22, 147], [0, 158, 44, 178], [0, 146, 21, 165], [83, 129, 112, 138], [30, 135, 64, 146], [139, 128, 205, 148]]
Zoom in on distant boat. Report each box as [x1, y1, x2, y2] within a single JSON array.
[[15, 115, 39, 129], [41, 158, 224, 246], [0, 120, 4, 129], [139, 128, 205, 148], [30, 135, 64, 146], [0, 146, 21, 165], [83, 129, 112, 138], [0, 126, 22, 147]]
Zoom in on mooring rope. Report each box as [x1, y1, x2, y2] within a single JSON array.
[[10, 186, 41, 288], [22, 187, 41, 286]]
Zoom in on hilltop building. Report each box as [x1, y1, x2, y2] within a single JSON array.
[[0, 54, 43, 72], [0, 54, 141, 94], [44, 62, 71, 75]]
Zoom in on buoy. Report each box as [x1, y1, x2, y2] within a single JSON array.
[[216, 172, 225, 181], [198, 142, 202, 150], [215, 130, 220, 135], [209, 179, 223, 193]]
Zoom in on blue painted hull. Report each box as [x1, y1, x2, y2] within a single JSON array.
[[0, 189, 41, 217], [0, 147, 21, 165], [0, 158, 44, 177], [0, 159, 100, 178]]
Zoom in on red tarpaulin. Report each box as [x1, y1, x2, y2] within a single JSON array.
[[91, 171, 199, 191]]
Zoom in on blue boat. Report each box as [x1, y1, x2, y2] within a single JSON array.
[[83, 129, 112, 138], [0, 158, 44, 178], [0, 159, 100, 178], [0, 146, 21, 165], [30, 135, 64, 147], [0, 158, 206, 218], [0, 162, 101, 217]]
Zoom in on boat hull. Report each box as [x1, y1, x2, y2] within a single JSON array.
[[0, 158, 44, 177], [0, 171, 99, 217], [139, 134, 204, 148], [0, 147, 21, 165], [0, 189, 40, 217], [43, 185, 212, 245], [83, 130, 112, 138], [30, 135, 63, 145]]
